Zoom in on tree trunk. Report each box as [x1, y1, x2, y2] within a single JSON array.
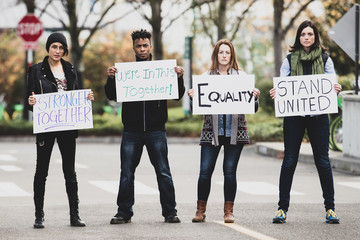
[[273, 0, 284, 77], [150, 0, 163, 60], [66, 0, 83, 88], [22, 0, 35, 13], [217, 0, 227, 41], [22, 0, 36, 120]]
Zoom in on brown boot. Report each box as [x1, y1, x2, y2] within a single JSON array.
[[224, 201, 234, 223], [192, 200, 207, 222]]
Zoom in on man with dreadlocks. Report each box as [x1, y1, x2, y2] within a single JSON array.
[[105, 29, 185, 224]]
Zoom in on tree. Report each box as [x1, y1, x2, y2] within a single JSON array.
[[27, 0, 136, 88], [20, 0, 35, 13], [127, 0, 212, 60], [273, 0, 314, 77], [195, 0, 257, 46], [0, 30, 25, 116], [82, 31, 134, 113]]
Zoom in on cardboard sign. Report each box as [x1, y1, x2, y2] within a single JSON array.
[[273, 74, 338, 117], [192, 74, 255, 115], [33, 89, 93, 133], [114, 59, 178, 102]]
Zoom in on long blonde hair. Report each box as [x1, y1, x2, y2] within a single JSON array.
[[209, 39, 239, 74]]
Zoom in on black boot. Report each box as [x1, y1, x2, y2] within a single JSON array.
[[34, 197, 45, 228], [69, 199, 86, 227], [66, 175, 86, 227]]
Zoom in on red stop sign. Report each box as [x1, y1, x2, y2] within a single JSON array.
[[17, 14, 44, 49]]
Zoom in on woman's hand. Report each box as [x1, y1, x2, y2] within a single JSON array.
[[269, 87, 276, 99], [187, 89, 194, 98], [87, 91, 94, 101], [174, 66, 184, 78], [253, 88, 260, 99], [334, 83, 342, 94], [28, 92, 36, 106], [107, 66, 117, 79]]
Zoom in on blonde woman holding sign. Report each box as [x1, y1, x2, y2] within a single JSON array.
[[269, 20, 342, 224], [26, 32, 94, 228], [188, 39, 260, 223]]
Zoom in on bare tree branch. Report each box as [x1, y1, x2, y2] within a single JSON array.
[[80, 0, 101, 30], [283, 0, 314, 34], [98, 6, 139, 29], [130, 1, 151, 22], [284, 0, 295, 10], [81, 0, 118, 49], [199, 10, 215, 45], [229, 0, 257, 42], [163, 3, 198, 32], [37, 0, 52, 18], [36, 5, 67, 29]]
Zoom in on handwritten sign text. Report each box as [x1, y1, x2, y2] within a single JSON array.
[[273, 74, 338, 117], [33, 89, 93, 133]]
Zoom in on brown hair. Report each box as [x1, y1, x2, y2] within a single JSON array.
[[289, 20, 327, 53], [209, 39, 239, 74]]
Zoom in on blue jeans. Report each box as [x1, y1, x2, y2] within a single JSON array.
[[197, 137, 244, 202], [116, 130, 177, 218], [278, 115, 335, 212]]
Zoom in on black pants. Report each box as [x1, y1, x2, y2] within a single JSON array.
[[33, 131, 78, 203]]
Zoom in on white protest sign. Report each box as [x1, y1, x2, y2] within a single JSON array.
[[33, 89, 93, 133], [192, 74, 255, 115], [115, 59, 178, 102], [273, 74, 338, 117]]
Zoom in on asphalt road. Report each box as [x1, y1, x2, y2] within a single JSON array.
[[1, 139, 359, 240]]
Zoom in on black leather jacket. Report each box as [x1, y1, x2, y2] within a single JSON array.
[[104, 56, 185, 132], [25, 56, 79, 138]]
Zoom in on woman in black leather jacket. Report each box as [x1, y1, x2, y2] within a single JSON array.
[[26, 32, 94, 229]]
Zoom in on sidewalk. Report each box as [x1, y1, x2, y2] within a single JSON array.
[[255, 142, 360, 175]]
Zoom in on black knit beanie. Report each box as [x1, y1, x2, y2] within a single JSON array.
[[46, 32, 68, 52]]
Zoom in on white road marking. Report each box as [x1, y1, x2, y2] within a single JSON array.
[[0, 154, 17, 162], [0, 182, 31, 197], [215, 221, 278, 240], [0, 165, 22, 172], [216, 181, 305, 195], [89, 180, 158, 195], [338, 182, 360, 190]]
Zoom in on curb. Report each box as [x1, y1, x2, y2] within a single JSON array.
[[255, 142, 360, 175]]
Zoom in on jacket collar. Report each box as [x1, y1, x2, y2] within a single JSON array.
[[40, 56, 76, 90]]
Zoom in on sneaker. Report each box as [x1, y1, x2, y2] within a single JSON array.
[[164, 215, 181, 223], [272, 209, 287, 223], [326, 209, 339, 224], [110, 213, 131, 224]]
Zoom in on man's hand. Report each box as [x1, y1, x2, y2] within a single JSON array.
[[174, 66, 184, 78], [107, 66, 117, 79]]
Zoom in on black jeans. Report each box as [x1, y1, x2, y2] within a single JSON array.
[[278, 115, 335, 212], [33, 131, 77, 201]]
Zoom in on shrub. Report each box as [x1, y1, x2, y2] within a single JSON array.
[[256, 80, 275, 115]]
